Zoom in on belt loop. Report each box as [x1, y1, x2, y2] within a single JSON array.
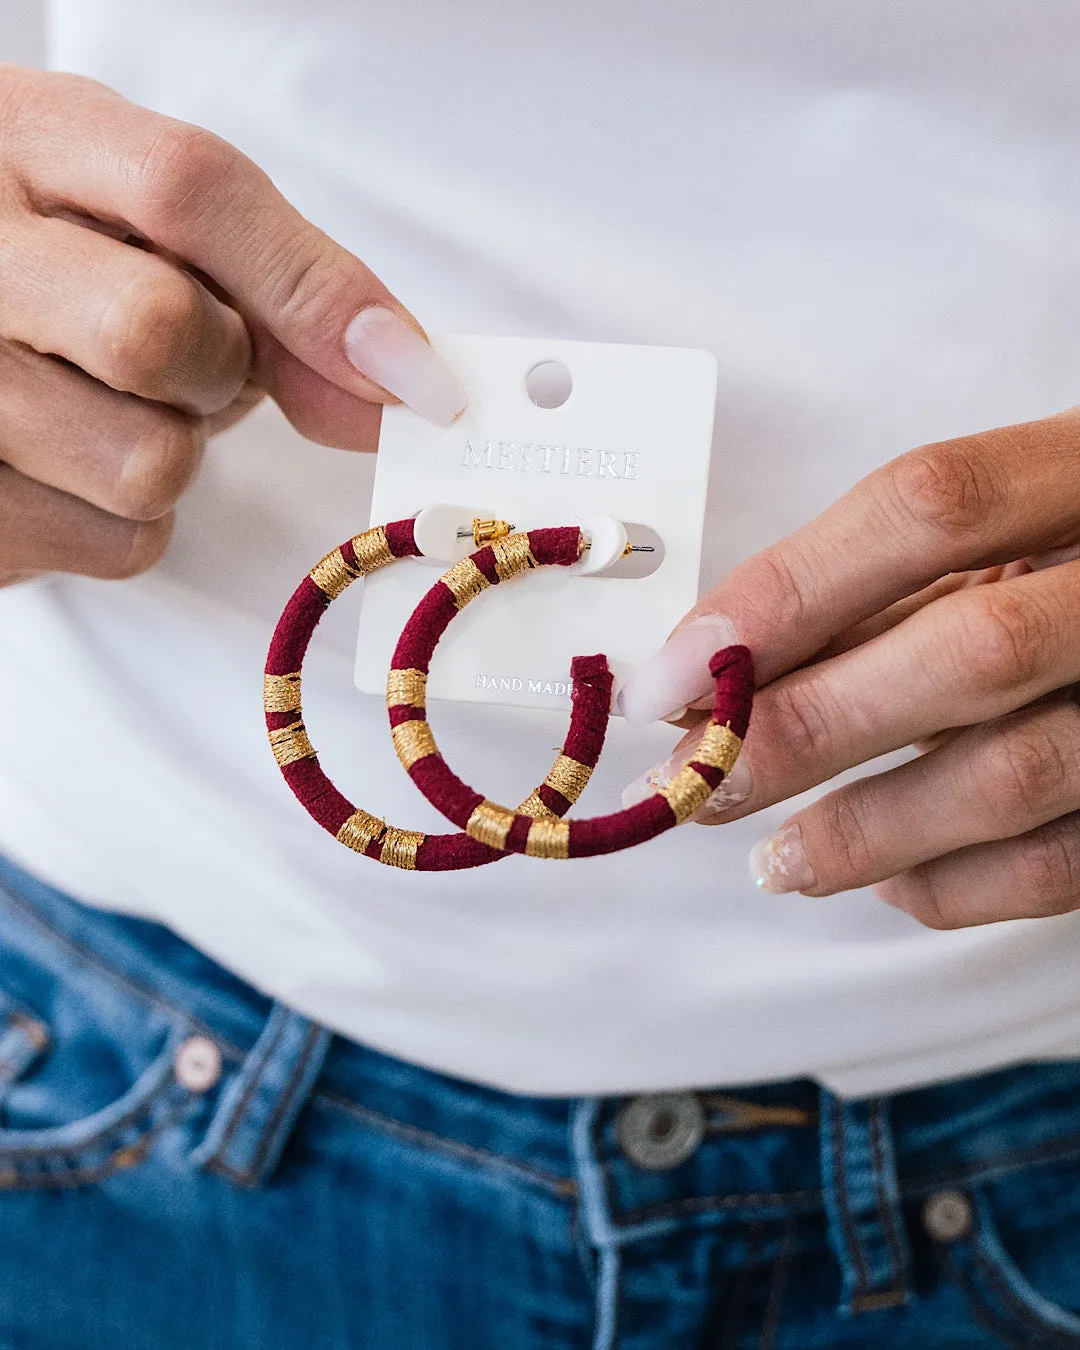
[[819, 1089, 911, 1315], [191, 1003, 332, 1188]]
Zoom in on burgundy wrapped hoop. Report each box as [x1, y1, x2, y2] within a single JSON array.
[[264, 520, 612, 871], [389, 528, 755, 859]]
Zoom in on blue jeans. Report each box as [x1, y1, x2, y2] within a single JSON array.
[[1, 855, 1080, 1348]]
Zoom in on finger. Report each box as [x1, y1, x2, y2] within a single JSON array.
[[690, 559, 1080, 825], [6, 71, 467, 427], [251, 327, 381, 452], [745, 697, 1080, 895], [0, 215, 251, 415], [0, 463, 172, 578], [619, 408, 1080, 723], [0, 341, 205, 519], [874, 810, 1080, 928]]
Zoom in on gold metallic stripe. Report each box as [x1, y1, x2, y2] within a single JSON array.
[[525, 816, 571, 860], [350, 526, 395, 574], [693, 722, 743, 775], [380, 827, 425, 870], [392, 719, 439, 770], [544, 754, 592, 802], [658, 766, 713, 824], [268, 719, 316, 767], [516, 789, 554, 819], [309, 547, 361, 600], [490, 532, 537, 582], [263, 672, 302, 713], [336, 809, 386, 854], [466, 800, 517, 850], [386, 668, 428, 709], [441, 557, 490, 609]]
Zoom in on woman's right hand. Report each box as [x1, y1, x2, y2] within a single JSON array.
[[0, 64, 466, 586]]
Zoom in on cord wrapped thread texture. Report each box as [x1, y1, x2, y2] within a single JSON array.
[[264, 521, 610, 871]]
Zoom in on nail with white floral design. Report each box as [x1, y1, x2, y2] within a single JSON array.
[[748, 823, 816, 893], [621, 738, 752, 814]]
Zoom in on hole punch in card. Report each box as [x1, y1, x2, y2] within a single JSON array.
[[354, 334, 718, 712]]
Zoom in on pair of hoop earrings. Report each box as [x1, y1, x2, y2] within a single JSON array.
[[265, 517, 754, 871]]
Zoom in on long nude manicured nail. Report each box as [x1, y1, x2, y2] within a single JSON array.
[[748, 823, 815, 893], [344, 307, 468, 426], [617, 615, 739, 728]]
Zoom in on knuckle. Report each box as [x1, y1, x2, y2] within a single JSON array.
[[766, 677, 834, 774], [951, 588, 1057, 697], [886, 439, 1003, 541], [983, 721, 1072, 823], [1013, 820, 1080, 909], [99, 276, 203, 392], [884, 869, 956, 930], [737, 547, 812, 639], [259, 235, 341, 337], [114, 416, 204, 520], [812, 791, 876, 888], [135, 122, 236, 230]]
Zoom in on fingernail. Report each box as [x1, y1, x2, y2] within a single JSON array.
[[748, 823, 815, 894], [621, 735, 752, 813], [344, 307, 468, 426], [692, 753, 753, 820], [616, 615, 739, 728]]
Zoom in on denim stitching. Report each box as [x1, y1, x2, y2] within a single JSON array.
[[830, 1101, 871, 1297], [201, 1010, 290, 1176], [758, 1219, 795, 1350], [970, 1228, 1080, 1348], [316, 1089, 577, 1198], [0, 1099, 193, 1190], [245, 1023, 324, 1182], [941, 1244, 1057, 1350], [868, 1097, 907, 1296]]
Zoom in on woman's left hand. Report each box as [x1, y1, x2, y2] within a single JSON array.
[[618, 407, 1080, 928]]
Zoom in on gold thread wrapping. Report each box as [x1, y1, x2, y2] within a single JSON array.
[[658, 766, 713, 824], [544, 755, 593, 801], [693, 721, 743, 775], [336, 809, 386, 854], [441, 558, 490, 609], [379, 827, 425, 870], [386, 668, 428, 709], [490, 533, 536, 582], [350, 526, 395, 574], [309, 548, 360, 600], [466, 800, 517, 850], [268, 719, 316, 767], [517, 790, 554, 819], [525, 816, 571, 860], [392, 720, 439, 770], [263, 672, 302, 713]]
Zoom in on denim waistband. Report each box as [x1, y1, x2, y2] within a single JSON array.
[[3, 852, 1080, 1293]]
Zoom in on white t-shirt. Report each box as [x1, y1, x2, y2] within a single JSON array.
[[2, 0, 1079, 1096]]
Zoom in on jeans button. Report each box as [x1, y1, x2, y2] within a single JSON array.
[[922, 1189, 973, 1242], [616, 1092, 706, 1170], [174, 1036, 223, 1093]]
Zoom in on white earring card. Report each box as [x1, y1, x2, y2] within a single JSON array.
[[354, 334, 718, 712]]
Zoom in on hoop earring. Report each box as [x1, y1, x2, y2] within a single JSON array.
[[388, 528, 754, 859], [265, 520, 612, 871]]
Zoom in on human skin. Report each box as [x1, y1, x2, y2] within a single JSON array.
[[619, 412, 1080, 929], [0, 65, 466, 586]]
